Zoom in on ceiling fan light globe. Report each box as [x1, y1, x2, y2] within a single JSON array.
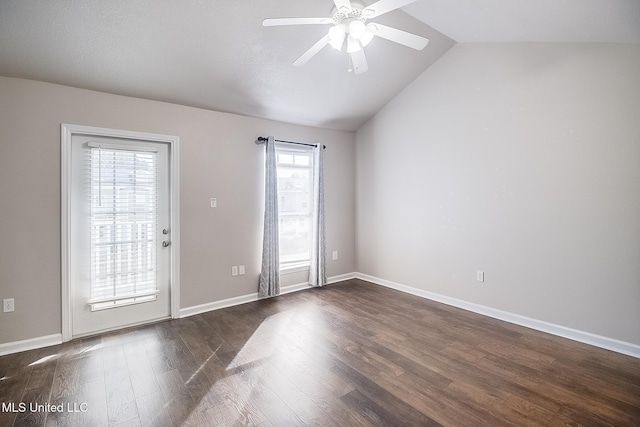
[[360, 27, 375, 47], [346, 35, 362, 53], [329, 24, 346, 50], [349, 20, 366, 39]]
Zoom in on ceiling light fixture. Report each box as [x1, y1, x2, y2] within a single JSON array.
[[263, 0, 429, 74], [349, 20, 366, 39], [360, 24, 376, 47], [329, 24, 346, 50], [346, 35, 361, 53]]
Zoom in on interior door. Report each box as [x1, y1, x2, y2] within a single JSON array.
[[69, 134, 171, 337]]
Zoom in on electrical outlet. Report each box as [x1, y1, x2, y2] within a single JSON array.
[[231, 266, 238, 276], [3, 298, 14, 313], [476, 271, 485, 282], [332, 250, 338, 261], [239, 265, 245, 275]]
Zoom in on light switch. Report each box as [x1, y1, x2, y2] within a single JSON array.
[[210, 198, 217, 208]]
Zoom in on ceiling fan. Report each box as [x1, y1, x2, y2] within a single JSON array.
[[263, 0, 428, 74]]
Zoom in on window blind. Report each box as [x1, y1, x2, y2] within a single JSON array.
[[275, 146, 314, 269], [88, 146, 159, 311]]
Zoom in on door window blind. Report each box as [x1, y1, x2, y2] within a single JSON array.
[[88, 146, 159, 311]]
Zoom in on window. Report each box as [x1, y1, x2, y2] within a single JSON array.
[[275, 145, 313, 270], [88, 146, 159, 310]]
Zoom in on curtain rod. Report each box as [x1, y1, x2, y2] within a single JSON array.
[[255, 136, 326, 150]]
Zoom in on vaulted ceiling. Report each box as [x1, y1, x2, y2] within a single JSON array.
[[0, 1, 638, 131]]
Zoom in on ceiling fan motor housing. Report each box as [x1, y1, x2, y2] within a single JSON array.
[[331, 2, 370, 24]]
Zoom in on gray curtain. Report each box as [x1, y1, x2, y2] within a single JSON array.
[[259, 136, 280, 298], [309, 145, 327, 287]]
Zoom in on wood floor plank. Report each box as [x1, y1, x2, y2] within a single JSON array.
[[490, 395, 559, 427], [373, 370, 474, 426], [232, 363, 308, 427], [266, 348, 369, 425], [14, 385, 49, 427], [275, 340, 354, 397], [164, 387, 198, 427], [332, 358, 443, 426], [0, 410, 16, 427], [50, 359, 83, 401], [244, 357, 335, 426], [208, 372, 268, 426], [135, 391, 173, 427], [341, 388, 415, 427], [53, 378, 108, 427], [25, 360, 57, 392], [106, 388, 138, 426], [1, 279, 640, 426]]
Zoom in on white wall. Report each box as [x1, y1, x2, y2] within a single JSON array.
[[356, 43, 640, 345], [0, 77, 356, 344]]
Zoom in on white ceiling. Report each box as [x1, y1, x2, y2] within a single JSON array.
[[405, 0, 640, 43], [0, 1, 638, 132]]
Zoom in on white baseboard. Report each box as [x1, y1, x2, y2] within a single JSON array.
[[12, 272, 634, 360], [179, 273, 358, 318], [0, 333, 62, 357], [0, 274, 359, 356], [354, 273, 640, 359], [180, 292, 261, 318], [327, 272, 358, 284]]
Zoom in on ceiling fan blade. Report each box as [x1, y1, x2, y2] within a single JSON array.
[[350, 49, 368, 74], [363, 0, 419, 18], [263, 17, 333, 26], [293, 34, 331, 67], [332, 0, 352, 11], [370, 23, 428, 50]]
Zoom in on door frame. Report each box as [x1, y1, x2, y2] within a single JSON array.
[[61, 123, 180, 342]]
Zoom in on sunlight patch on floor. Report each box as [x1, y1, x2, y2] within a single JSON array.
[[28, 354, 58, 366], [227, 309, 295, 370]]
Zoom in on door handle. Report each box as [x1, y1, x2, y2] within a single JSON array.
[[162, 241, 171, 248]]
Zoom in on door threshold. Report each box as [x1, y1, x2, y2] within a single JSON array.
[[71, 316, 172, 340]]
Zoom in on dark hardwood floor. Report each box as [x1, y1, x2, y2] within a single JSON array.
[[1, 279, 640, 426]]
